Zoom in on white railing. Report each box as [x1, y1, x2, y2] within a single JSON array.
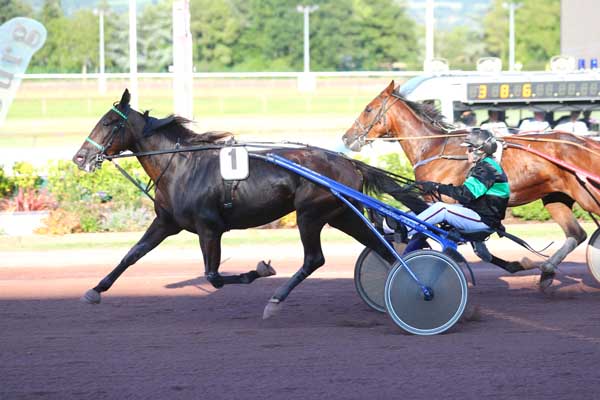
[[16, 71, 422, 80]]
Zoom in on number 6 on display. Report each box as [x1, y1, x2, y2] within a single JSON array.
[[219, 147, 250, 180]]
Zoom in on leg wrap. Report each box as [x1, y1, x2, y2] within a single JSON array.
[[490, 255, 525, 274], [273, 269, 309, 302], [206, 272, 225, 288]]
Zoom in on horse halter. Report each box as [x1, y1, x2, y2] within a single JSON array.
[[352, 94, 401, 147], [86, 104, 130, 166]]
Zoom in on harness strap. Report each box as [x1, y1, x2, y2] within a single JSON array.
[[223, 180, 237, 209], [111, 105, 128, 120], [111, 160, 156, 202]]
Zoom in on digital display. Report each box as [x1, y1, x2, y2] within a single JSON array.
[[466, 81, 600, 102]]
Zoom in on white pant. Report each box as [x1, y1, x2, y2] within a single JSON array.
[[409, 202, 490, 236]]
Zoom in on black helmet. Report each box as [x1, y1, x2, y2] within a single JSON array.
[[461, 128, 497, 156]]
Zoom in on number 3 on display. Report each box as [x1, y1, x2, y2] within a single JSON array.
[[219, 147, 250, 180]]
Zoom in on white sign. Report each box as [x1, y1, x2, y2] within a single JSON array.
[[219, 147, 249, 180], [0, 18, 47, 126]]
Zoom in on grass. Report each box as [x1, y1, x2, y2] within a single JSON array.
[[0, 222, 598, 252]]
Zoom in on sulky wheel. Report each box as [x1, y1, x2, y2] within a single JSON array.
[[354, 247, 392, 313], [384, 249, 468, 335], [585, 228, 600, 284], [354, 242, 407, 313]]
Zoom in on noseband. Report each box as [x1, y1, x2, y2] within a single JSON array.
[[85, 104, 130, 166]]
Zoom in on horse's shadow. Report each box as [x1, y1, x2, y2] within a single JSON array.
[[486, 261, 600, 297], [165, 276, 213, 294]]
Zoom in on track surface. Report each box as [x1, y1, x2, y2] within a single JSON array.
[[1, 240, 600, 399]]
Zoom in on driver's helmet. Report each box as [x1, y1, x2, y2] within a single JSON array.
[[461, 128, 497, 157]]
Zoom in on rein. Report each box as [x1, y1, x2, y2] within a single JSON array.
[[365, 132, 468, 141], [506, 133, 600, 159], [98, 141, 340, 203]]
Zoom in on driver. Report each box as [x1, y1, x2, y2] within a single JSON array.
[[404, 129, 510, 253]]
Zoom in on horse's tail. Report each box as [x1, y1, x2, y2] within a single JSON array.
[[350, 159, 428, 214]]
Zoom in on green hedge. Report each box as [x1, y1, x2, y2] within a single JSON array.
[[45, 160, 154, 232], [0, 155, 595, 233], [510, 199, 591, 221]]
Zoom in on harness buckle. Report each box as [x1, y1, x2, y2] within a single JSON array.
[[95, 153, 105, 168]]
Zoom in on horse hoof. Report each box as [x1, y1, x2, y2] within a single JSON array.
[[262, 299, 281, 319], [81, 289, 101, 304], [539, 271, 555, 292], [257, 260, 276, 277], [520, 257, 538, 270]]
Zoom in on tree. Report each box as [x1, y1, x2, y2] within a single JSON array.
[[0, 0, 33, 24], [347, 0, 419, 70], [232, 0, 302, 71], [138, 1, 172, 72], [483, 0, 560, 71], [515, 0, 560, 70], [436, 26, 485, 70], [482, 0, 507, 62], [190, 0, 244, 71], [311, 0, 419, 71], [39, 0, 63, 23], [104, 9, 129, 72], [31, 8, 98, 73], [310, 0, 361, 70], [29, 1, 66, 72]]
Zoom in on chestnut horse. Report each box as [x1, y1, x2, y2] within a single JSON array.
[[73, 89, 425, 318], [342, 81, 600, 287]]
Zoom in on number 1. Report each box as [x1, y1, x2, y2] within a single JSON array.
[[228, 148, 237, 170]]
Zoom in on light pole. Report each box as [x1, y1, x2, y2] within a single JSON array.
[[128, 0, 138, 108], [503, 1, 522, 71], [425, 0, 434, 62], [296, 4, 318, 91], [172, 0, 193, 119], [93, 8, 106, 94], [297, 4, 318, 73]]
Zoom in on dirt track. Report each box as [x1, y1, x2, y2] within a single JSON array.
[[1, 240, 600, 400]]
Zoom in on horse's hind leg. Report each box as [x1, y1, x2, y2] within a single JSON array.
[[525, 194, 588, 288], [201, 230, 276, 289], [263, 218, 327, 319], [82, 217, 181, 304]]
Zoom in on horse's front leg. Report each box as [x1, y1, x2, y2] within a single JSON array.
[[82, 218, 181, 304], [201, 230, 276, 289], [262, 219, 326, 319]]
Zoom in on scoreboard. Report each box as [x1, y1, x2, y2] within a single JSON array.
[[466, 81, 600, 102]]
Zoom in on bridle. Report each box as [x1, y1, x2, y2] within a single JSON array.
[[351, 94, 401, 148], [350, 93, 458, 148], [85, 104, 130, 167]]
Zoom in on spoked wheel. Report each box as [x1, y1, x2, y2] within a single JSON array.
[[354, 242, 407, 313], [585, 228, 600, 284], [384, 250, 468, 335]]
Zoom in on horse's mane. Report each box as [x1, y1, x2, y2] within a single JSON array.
[[392, 92, 456, 131], [148, 113, 234, 145]]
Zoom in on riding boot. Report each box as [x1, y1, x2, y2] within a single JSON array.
[[403, 233, 428, 255]]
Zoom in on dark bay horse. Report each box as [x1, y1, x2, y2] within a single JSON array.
[[342, 81, 600, 287], [73, 89, 424, 318]]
